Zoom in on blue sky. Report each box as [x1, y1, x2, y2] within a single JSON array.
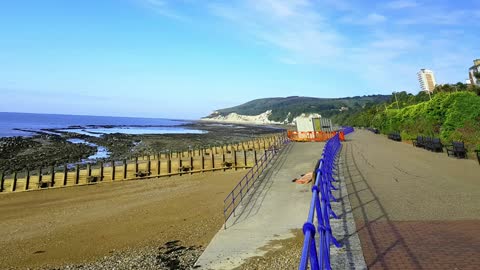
[[1, 0, 479, 119]]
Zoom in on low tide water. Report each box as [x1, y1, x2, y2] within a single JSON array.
[[67, 138, 110, 160], [0, 112, 202, 137]]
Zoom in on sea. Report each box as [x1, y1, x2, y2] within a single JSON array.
[[0, 112, 203, 138]]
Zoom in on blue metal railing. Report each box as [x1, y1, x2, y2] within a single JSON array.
[[341, 126, 354, 135], [223, 136, 290, 229], [299, 133, 344, 270]]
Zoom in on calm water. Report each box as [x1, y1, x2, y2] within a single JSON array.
[[0, 112, 199, 137]]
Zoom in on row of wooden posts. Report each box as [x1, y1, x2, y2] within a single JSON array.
[[0, 133, 288, 193]]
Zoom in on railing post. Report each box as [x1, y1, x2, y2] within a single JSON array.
[[123, 160, 127, 179], [189, 156, 193, 175], [111, 160, 116, 181], [38, 167, 42, 187], [11, 171, 17, 192], [233, 151, 238, 171], [167, 155, 172, 176], [147, 156, 151, 173], [87, 164, 92, 177], [222, 150, 226, 172], [99, 162, 104, 181], [179, 158, 183, 176], [211, 152, 215, 170], [75, 165, 80, 184], [243, 150, 247, 169], [63, 165, 68, 186], [25, 169, 30, 191], [232, 195, 236, 217], [0, 171, 4, 192], [135, 157, 139, 174], [50, 165, 55, 187]]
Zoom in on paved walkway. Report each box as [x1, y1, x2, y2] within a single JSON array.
[[195, 142, 323, 269], [342, 130, 480, 270]]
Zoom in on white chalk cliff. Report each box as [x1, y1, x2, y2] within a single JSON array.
[[202, 110, 284, 125], [202, 110, 321, 125]]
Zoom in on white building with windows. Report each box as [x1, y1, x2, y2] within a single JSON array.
[[468, 59, 480, 86], [417, 69, 437, 93]]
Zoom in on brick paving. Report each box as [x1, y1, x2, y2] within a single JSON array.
[[356, 220, 480, 270], [342, 130, 480, 270]]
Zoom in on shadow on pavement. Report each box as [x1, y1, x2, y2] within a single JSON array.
[[340, 143, 423, 270]]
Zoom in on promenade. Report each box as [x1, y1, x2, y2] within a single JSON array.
[[195, 142, 323, 269], [342, 130, 480, 269]]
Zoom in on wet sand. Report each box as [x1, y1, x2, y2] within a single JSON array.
[[0, 170, 247, 269]]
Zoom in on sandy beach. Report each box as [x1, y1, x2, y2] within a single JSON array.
[[0, 170, 247, 269]]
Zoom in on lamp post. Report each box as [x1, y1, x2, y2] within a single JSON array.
[[394, 92, 400, 109]]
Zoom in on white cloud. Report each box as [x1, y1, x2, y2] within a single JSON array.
[[133, 0, 479, 92], [209, 0, 344, 64]]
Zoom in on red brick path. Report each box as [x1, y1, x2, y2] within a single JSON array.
[[356, 220, 480, 270]]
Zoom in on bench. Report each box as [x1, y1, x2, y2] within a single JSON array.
[[178, 165, 192, 173], [86, 175, 102, 183], [388, 132, 402, 142], [413, 136, 425, 148], [367, 128, 379, 134], [426, 138, 443, 152], [135, 171, 151, 177], [446, 141, 468, 159], [222, 161, 233, 168]]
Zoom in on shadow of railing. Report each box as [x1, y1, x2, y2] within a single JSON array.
[[341, 143, 423, 270]]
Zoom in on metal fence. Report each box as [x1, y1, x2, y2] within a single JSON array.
[[223, 137, 290, 229], [0, 134, 287, 194], [341, 126, 355, 135], [299, 132, 344, 270]]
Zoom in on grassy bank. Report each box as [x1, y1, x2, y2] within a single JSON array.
[[336, 92, 480, 154]]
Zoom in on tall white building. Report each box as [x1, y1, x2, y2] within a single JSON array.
[[468, 59, 480, 86], [417, 69, 437, 92]]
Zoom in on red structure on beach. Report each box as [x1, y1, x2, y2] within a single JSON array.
[[287, 131, 345, 142]]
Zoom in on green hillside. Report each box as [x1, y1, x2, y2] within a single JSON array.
[[208, 95, 391, 122], [334, 90, 480, 152]]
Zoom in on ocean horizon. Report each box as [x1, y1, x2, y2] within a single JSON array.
[[0, 112, 197, 137]]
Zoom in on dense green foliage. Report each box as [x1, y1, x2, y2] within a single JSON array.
[[209, 83, 480, 152], [209, 95, 391, 122], [334, 86, 480, 152]]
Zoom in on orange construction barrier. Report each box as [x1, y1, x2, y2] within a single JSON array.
[[287, 130, 345, 142]]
